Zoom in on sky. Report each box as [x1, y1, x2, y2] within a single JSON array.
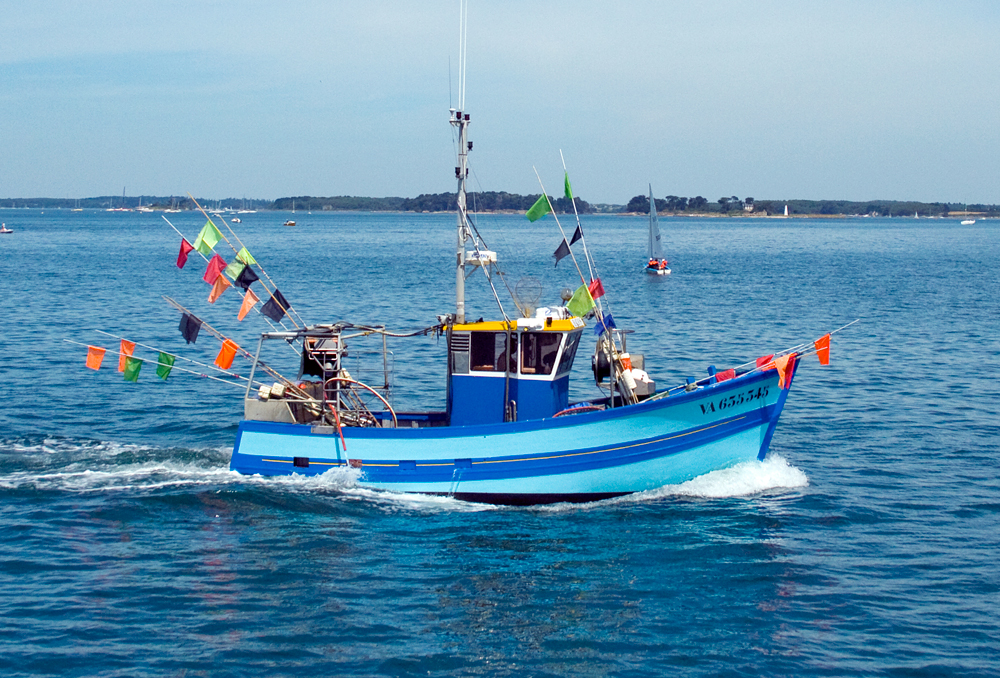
[[1, 0, 999, 204]]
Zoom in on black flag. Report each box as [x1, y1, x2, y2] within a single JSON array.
[[234, 264, 259, 291], [570, 225, 583, 245], [178, 313, 202, 344], [261, 289, 291, 322], [553, 239, 570, 267]]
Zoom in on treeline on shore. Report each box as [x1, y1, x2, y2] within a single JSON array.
[[4, 193, 999, 217]]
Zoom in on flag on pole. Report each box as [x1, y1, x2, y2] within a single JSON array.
[[564, 172, 573, 200], [177, 238, 195, 269], [215, 339, 239, 370], [526, 194, 552, 222], [223, 259, 246, 281], [756, 354, 775, 368], [123, 356, 142, 382], [715, 368, 736, 383], [587, 278, 605, 300], [593, 313, 617, 336], [235, 247, 257, 266], [261, 289, 291, 322], [814, 333, 831, 365], [203, 254, 227, 284], [156, 352, 175, 380], [552, 239, 571, 267], [566, 284, 596, 318], [118, 340, 135, 372], [774, 354, 795, 389], [179, 313, 202, 344], [85, 346, 106, 370], [570, 225, 583, 245], [208, 274, 232, 303], [238, 288, 260, 321], [234, 264, 259, 290], [193, 220, 223, 256]]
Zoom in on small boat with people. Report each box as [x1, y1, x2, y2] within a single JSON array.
[[0, 223, 12, 234], [644, 185, 670, 275], [283, 220, 295, 227]]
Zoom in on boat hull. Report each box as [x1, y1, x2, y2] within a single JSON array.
[[645, 267, 671, 275], [230, 364, 795, 504]]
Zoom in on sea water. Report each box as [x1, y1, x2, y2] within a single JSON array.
[[0, 210, 998, 676]]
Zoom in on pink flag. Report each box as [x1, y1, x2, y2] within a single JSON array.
[[177, 238, 195, 269], [203, 254, 227, 284]]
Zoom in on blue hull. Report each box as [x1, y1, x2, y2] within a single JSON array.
[[230, 366, 795, 504]]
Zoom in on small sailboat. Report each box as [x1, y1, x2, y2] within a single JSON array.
[[961, 204, 976, 225], [283, 220, 295, 227], [0, 223, 12, 234], [644, 185, 670, 275]]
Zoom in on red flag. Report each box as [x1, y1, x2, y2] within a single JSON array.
[[203, 254, 227, 284], [177, 238, 195, 269], [238, 288, 260, 321], [715, 368, 735, 383], [756, 354, 775, 369], [208, 274, 232, 303], [588, 278, 605, 300], [86, 346, 106, 371], [118, 340, 135, 372], [814, 333, 831, 365], [214, 339, 239, 370]]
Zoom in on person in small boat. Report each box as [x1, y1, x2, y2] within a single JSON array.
[[647, 258, 668, 270]]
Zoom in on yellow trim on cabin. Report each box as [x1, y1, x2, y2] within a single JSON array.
[[452, 319, 584, 332]]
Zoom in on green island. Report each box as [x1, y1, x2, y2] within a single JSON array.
[[3, 193, 996, 218]]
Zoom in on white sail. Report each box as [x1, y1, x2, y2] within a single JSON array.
[[648, 185, 664, 260]]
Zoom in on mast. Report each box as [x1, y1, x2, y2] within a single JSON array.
[[451, 109, 471, 324]]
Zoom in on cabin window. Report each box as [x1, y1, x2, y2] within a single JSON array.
[[520, 332, 562, 375], [469, 332, 516, 372], [556, 331, 582, 375]]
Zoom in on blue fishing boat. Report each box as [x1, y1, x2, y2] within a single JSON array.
[[227, 96, 824, 505]]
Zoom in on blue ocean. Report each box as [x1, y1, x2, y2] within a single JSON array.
[[1, 209, 997, 676]]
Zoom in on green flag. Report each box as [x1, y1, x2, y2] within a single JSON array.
[[566, 284, 595, 318], [123, 356, 142, 382], [156, 352, 175, 380], [224, 259, 246, 281], [564, 172, 573, 200], [236, 247, 257, 265], [526, 194, 552, 222], [193, 220, 223, 256]]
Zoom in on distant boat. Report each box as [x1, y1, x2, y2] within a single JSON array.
[[0, 223, 13, 234], [784, 204, 789, 217], [231, 217, 242, 223], [961, 219, 976, 225], [283, 220, 296, 227], [644, 185, 670, 275]]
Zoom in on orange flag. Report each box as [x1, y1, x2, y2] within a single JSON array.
[[208, 274, 232, 303], [774, 353, 795, 389], [814, 333, 831, 365], [86, 346, 106, 370], [215, 339, 239, 370], [118, 340, 135, 372], [238, 288, 260, 321]]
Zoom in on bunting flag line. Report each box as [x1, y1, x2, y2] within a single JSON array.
[[570, 225, 583, 245], [261, 289, 290, 322], [215, 339, 239, 370], [193, 220, 223, 256], [85, 346, 106, 371], [118, 339, 135, 372], [235, 247, 257, 266], [234, 264, 259, 291], [238, 288, 260, 321], [123, 356, 142, 382], [564, 172, 573, 200], [774, 354, 795, 389], [593, 313, 617, 336], [526, 194, 552, 222], [566, 284, 596, 318], [587, 278, 605, 300], [715, 368, 736, 383], [756, 354, 775, 368], [203, 254, 227, 284], [553, 239, 570, 267], [177, 238, 195, 269], [224, 259, 246, 281], [179, 313, 202, 344], [156, 352, 175, 380], [814, 333, 831, 365], [208, 274, 232, 303]]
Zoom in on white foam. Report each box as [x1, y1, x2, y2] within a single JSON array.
[[639, 453, 809, 500]]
